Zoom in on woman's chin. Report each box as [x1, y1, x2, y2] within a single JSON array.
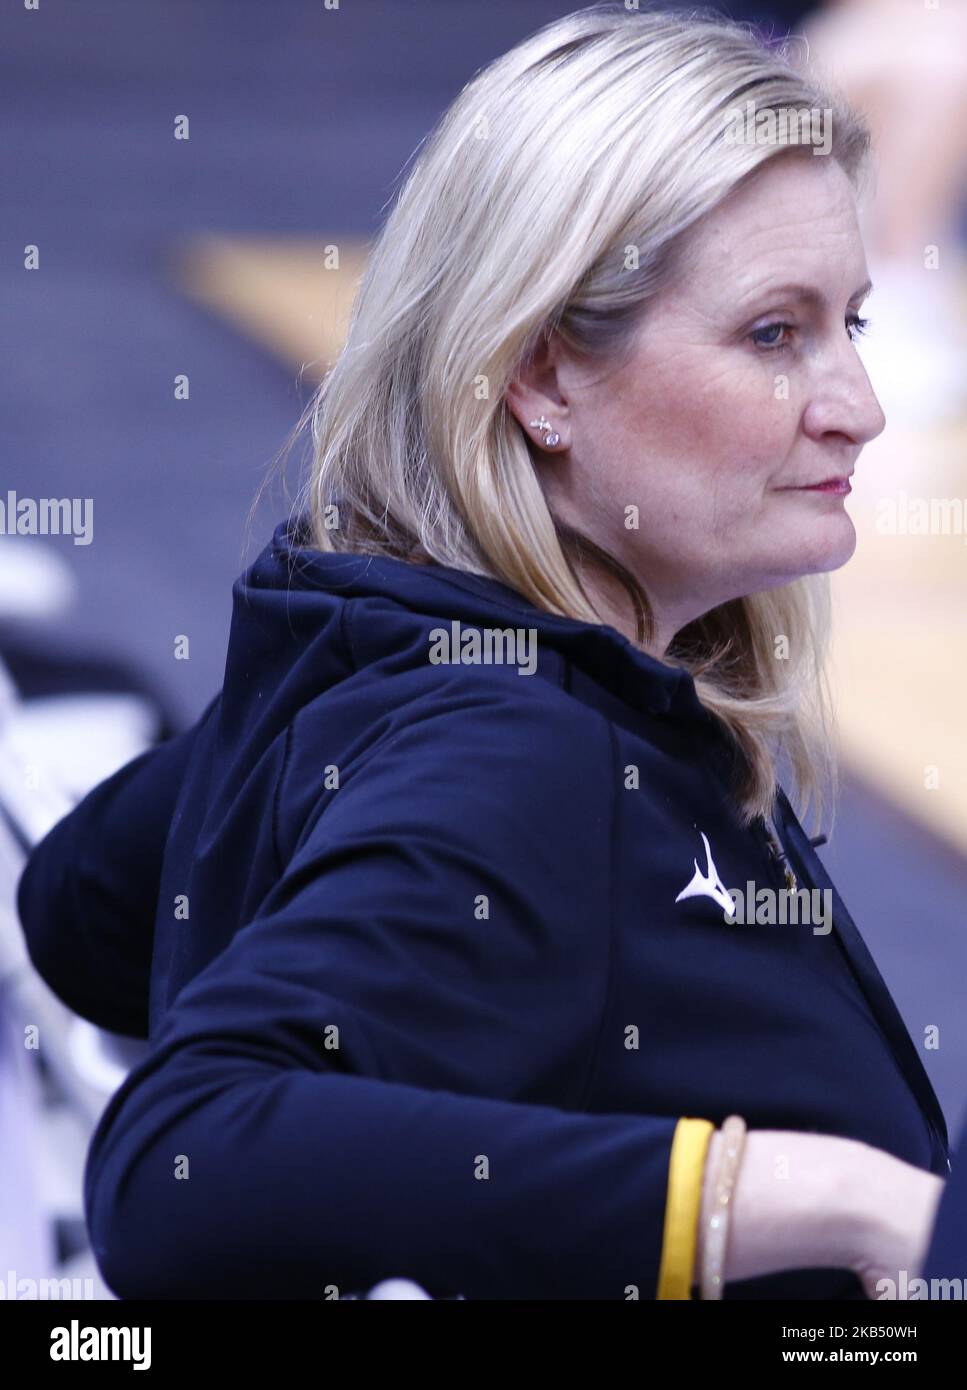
[[757, 516, 857, 586], [808, 512, 858, 573]]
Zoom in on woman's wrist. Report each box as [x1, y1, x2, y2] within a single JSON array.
[[696, 1128, 875, 1288]]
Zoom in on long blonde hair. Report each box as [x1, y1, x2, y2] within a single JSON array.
[[272, 3, 873, 832]]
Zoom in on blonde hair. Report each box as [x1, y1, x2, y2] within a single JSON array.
[[272, 3, 873, 831]]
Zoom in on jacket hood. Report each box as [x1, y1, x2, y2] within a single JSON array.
[[227, 514, 711, 729]]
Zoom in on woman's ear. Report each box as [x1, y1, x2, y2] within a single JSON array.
[[505, 333, 570, 453]]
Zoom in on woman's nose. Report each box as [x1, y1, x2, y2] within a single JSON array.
[[801, 343, 887, 447]]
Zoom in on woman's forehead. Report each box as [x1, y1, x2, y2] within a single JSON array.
[[659, 159, 867, 301]]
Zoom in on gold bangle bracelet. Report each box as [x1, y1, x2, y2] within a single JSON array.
[[700, 1114, 747, 1300]]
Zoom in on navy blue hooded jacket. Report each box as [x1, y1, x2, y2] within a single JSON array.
[[17, 516, 950, 1300]]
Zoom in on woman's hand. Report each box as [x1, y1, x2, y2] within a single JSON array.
[[698, 1129, 946, 1299]]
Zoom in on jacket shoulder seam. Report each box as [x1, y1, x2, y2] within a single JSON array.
[[273, 601, 359, 870], [271, 721, 295, 876], [340, 596, 359, 673]]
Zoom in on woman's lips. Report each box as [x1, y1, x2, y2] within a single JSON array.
[[790, 478, 852, 495]]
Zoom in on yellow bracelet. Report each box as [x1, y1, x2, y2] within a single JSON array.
[[656, 1117, 715, 1300]]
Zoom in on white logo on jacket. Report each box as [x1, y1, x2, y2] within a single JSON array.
[[675, 832, 735, 916]]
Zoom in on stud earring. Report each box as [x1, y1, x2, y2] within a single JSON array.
[[528, 414, 561, 448]]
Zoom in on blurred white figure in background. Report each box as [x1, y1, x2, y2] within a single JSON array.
[[0, 537, 159, 1298], [0, 536, 77, 622], [0, 858, 58, 1286], [799, 0, 967, 429], [365, 1279, 434, 1300]]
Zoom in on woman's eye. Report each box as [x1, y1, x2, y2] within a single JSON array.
[[751, 322, 791, 350], [750, 315, 872, 352]]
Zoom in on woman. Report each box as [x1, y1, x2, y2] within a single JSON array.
[[17, 4, 949, 1299]]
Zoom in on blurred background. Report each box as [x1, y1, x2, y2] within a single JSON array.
[[0, 0, 965, 1297]]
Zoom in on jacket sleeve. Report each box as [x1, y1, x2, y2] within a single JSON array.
[[16, 700, 215, 1039], [83, 688, 684, 1299]]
